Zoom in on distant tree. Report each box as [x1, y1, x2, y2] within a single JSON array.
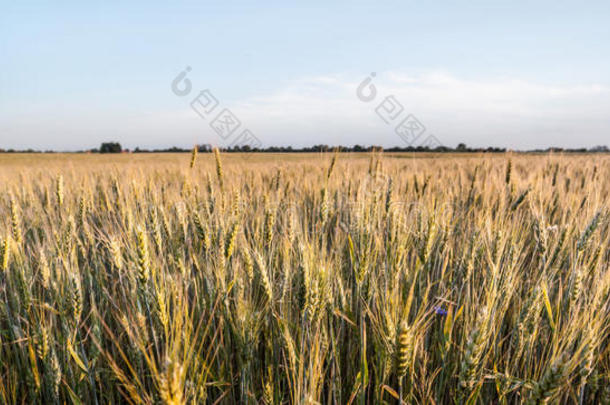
[[456, 143, 467, 151], [99, 142, 122, 153]]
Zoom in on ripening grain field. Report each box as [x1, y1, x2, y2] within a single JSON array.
[[0, 151, 608, 404]]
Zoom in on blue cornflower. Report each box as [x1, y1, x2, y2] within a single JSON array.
[[434, 306, 448, 316]]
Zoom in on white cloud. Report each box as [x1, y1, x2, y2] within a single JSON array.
[[228, 71, 610, 149], [2, 71, 609, 150]]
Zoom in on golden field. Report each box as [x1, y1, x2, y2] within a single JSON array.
[[0, 151, 608, 404]]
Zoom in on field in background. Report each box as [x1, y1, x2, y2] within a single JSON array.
[[0, 152, 608, 404]]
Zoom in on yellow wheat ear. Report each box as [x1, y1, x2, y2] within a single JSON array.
[[0, 236, 10, 271], [158, 358, 185, 405], [9, 195, 22, 244], [190, 145, 198, 169], [136, 226, 150, 285], [0, 151, 606, 404], [56, 175, 64, 208], [395, 321, 413, 379]]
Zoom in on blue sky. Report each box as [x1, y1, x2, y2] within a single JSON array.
[[1, 0, 609, 150]]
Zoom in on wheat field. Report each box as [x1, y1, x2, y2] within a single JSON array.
[[0, 151, 608, 404]]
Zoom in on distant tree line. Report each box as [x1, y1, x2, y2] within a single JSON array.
[[0, 142, 608, 154], [98, 142, 122, 153]]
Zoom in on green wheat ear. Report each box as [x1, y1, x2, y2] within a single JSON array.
[[254, 251, 273, 304], [48, 348, 62, 399], [214, 147, 224, 190], [69, 271, 83, 324], [396, 320, 414, 403], [225, 221, 239, 259], [459, 306, 490, 394], [577, 211, 601, 251], [527, 354, 569, 405]]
